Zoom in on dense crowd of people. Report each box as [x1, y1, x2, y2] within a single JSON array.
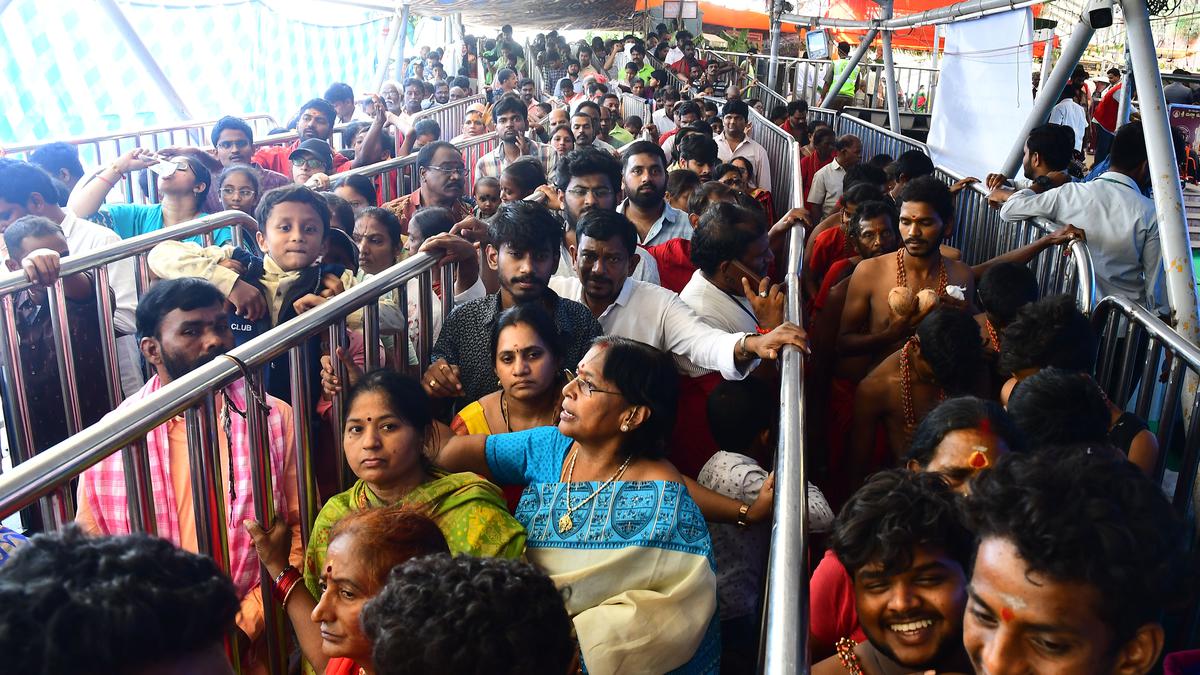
[[0, 19, 1196, 675]]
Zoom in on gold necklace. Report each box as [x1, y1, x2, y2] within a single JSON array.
[[557, 446, 632, 533]]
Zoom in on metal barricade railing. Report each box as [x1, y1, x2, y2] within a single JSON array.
[[647, 54, 690, 93], [935, 166, 1096, 313], [410, 95, 486, 142], [0, 245, 455, 674], [333, 131, 498, 203], [854, 62, 939, 114], [746, 106, 802, 216], [457, 131, 499, 194], [0, 211, 249, 524], [619, 93, 653, 129], [836, 114, 928, 160], [760, 139, 809, 673], [808, 107, 839, 132]]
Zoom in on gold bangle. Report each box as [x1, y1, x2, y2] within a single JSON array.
[[736, 503, 750, 528]]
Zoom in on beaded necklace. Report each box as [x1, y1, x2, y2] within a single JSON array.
[[900, 337, 945, 432], [835, 637, 866, 674], [894, 247, 948, 295], [985, 318, 1001, 352]]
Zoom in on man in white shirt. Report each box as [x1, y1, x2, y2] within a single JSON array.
[[806, 133, 862, 222], [548, 209, 807, 379], [0, 159, 142, 395], [984, 123, 1075, 206], [715, 100, 772, 193], [617, 141, 694, 246], [999, 121, 1162, 312]]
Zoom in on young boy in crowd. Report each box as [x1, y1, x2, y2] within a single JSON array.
[[473, 176, 501, 220], [698, 378, 834, 673]]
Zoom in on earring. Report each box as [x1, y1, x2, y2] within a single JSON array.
[[620, 422, 630, 432]]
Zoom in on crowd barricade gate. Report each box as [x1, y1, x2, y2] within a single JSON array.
[[808, 106, 839, 132], [619, 93, 653, 130], [0, 243, 455, 674], [410, 95, 487, 142], [0, 212, 249, 528], [746, 107, 803, 216], [837, 113, 928, 160]]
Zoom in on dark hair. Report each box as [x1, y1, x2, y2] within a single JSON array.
[[342, 120, 370, 149], [517, 77, 535, 90], [840, 182, 885, 208], [554, 147, 621, 192], [831, 469, 974, 578], [174, 153, 212, 207], [592, 336, 679, 459], [3, 215, 63, 257], [687, 181, 735, 215], [722, 99, 750, 119], [1109, 120, 1148, 173], [786, 100, 808, 116], [474, 176, 500, 193], [496, 67, 516, 84], [667, 169, 702, 199], [0, 526, 239, 674], [729, 156, 755, 181], [677, 133, 718, 166], [978, 262, 1039, 326], [402, 77, 424, 93], [488, 201, 562, 256], [501, 157, 547, 195], [217, 163, 261, 199], [576, 208, 638, 256], [1107, 67, 1121, 77], [320, 191, 356, 234], [849, 200, 898, 240], [346, 369, 434, 433], [416, 141, 460, 171], [491, 94, 528, 123], [906, 396, 1026, 467], [328, 506, 449, 594], [255, 184, 331, 236], [899, 175, 955, 225], [297, 97, 337, 125], [324, 82, 354, 103], [893, 149, 935, 180], [964, 451, 1191, 645], [0, 158, 58, 207], [999, 294, 1097, 374], [1026, 123, 1075, 171], [868, 153, 894, 170], [491, 303, 565, 365], [707, 378, 775, 452], [334, 173, 378, 207], [408, 206, 455, 242], [812, 126, 836, 146], [1006, 368, 1110, 449], [135, 277, 227, 340], [843, 162, 889, 192], [915, 308, 983, 395], [690, 202, 766, 275], [676, 101, 703, 120], [621, 140, 668, 173], [210, 115, 255, 147], [357, 207, 403, 250], [28, 142, 84, 181], [712, 162, 742, 183], [324, 227, 360, 275], [413, 118, 441, 141], [575, 100, 601, 120], [363, 554, 574, 675]]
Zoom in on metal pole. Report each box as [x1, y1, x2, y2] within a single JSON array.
[[1121, 0, 1198, 338], [1038, 38, 1055, 93], [1116, 46, 1134, 128], [394, 3, 411, 83], [881, 0, 901, 133], [1000, 18, 1094, 179], [373, 12, 403, 93], [931, 25, 942, 69], [820, 29, 878, 109], [96, 0, 192, 120], [767, 0, 783, 93], [288, 345, 318, 544]]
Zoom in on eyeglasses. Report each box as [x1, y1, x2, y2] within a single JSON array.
[[426, 164, 467, 177], [220, 187, 257, 199], [565, 187, 614, 199], [291, 158, 327, 170], [567, 372, 620, 398]]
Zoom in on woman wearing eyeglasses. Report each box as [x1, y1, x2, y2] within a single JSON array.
[[441, 336, 760, 674]]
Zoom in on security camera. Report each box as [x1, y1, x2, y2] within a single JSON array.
[[1084, 0, 1114, 29]]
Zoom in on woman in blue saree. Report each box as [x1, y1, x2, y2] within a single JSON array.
[[441, 336, 771, 674]]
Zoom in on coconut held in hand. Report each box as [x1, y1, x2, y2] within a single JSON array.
[[888, 287, 917, 317]]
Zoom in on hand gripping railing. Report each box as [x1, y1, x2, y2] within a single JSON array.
[[0, 211, 248, 527], [836, 113, 928, 160], [0, 246, 454, 674], [760, 139, 810, 674], [410, 95, 487, 142], [934, 166, 1096, 313]]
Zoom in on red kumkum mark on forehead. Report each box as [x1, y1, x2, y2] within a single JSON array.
[[1000, 607, 1015, 622], [969, 449, 990, 469]]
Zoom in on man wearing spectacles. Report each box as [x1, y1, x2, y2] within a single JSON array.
[[380, 141, 473, 233], [474, 94, 559, 184], [203, 116, 291, 214]]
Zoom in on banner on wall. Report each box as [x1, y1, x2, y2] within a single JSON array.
[[927, 9, 1034, 179]]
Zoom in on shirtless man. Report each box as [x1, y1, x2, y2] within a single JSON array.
[[849, 308, 984, 480], [838, 176, 975, 372]]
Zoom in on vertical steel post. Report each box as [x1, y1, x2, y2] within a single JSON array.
[[1000, 18, 1094, 179], [881, 1, 901, 133], [820, 29, 878, 109], [288, 345, 318, 544], [1116, 46, 1134, 128], [244, 374, 288, 675], [394, 4, 411, 82], [94, 266, 124, 410], [46, 283, 83, 436], [767, 0, 783, 93], [373, 12, 403, 94]]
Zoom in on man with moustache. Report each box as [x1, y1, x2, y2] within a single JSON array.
[[254, 98, 387, 179], [474, 95, 559, 182], [75, 278, 302, 670], [838, 176, 975, 372], [812, 470, 974, 675], [616, 141, 693, 246], [382, 142, 474, 232]]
